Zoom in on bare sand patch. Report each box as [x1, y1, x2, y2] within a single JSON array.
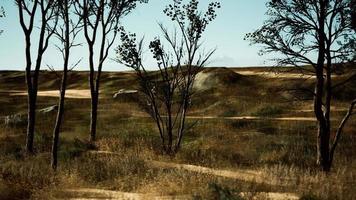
[[83, 151, 299, 199], [186, 115, 317, 121], [62, 188, 299, 200], [241, 192, 299, 200], [88, 151, 274, 186], [9, 89, 91, 99], [148, 160, 267, 185], [62, 188, 190, 200], [130, 115, 317, 121], [234, 70, 315, 79]]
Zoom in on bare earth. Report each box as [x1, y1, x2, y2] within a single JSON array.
[[234, 70, 315, 78], [9, 89, 91, 99], [61, 188, 299, 200], [64, 151, 299, 200], [61, 188, 190, 200], [185, 116, 317, 121]]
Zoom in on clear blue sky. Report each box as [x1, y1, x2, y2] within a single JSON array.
[[0, 0, 269, 71]]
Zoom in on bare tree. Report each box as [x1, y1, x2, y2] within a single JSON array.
[[16, 0, 58, 153], [0, 6, 4, 35], [50, 0, 82, 170], [117, 0, 220, 155], [246, 0, 356, 171], [74, 0, 147, 142], [352, 0, 356, 30]]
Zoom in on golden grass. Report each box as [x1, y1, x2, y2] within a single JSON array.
[[0, 68, 355, 199]]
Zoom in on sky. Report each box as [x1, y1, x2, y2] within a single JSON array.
[[0, 0, 270, 71]]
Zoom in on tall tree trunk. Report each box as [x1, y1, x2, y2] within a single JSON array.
[[51, 0, 70, 169], [89, 30, 106, 142], [315, 0, 330, 171], [26, 91, 36, 153], [88, 44, 96, 142], [51, 82, 66, 170], [90, 91, 98, 141], [24, 32, 35, 153], [176, 99, 188, 152]]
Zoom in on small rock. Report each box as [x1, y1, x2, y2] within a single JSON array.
[[39, 105, 58, 113], [113, 89, 138, 99]]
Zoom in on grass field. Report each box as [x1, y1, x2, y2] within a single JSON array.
[[0, 67, 355, 200]]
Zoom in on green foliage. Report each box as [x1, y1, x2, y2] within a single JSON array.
[[245, 0, 355, 66], [117, 0, 220, 155]]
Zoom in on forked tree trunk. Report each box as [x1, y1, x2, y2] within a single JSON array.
[[315, 0, 332, 172], [51, 0, 70, 169]]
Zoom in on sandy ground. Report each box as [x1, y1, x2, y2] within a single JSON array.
[[63, 150, 299, 200], [61, 188, 190, 200], [9, 89, 91, 99], [233, 70, 316, 79], [185, 116, 317, 121], [88, 151, 290, 186], [61, 188, 299, 200]]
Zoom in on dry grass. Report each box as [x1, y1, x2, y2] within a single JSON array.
[[0, 68, 355, 199]]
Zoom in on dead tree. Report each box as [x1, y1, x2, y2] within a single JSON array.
[[352, 0, 356, 30], [50, 0, 81, 170], [74, 0, 147, 142], [246, 0, 356, 171], [117, 0, 220, 155], [0, 6, 4, 35], [16, 0, 58, 153]]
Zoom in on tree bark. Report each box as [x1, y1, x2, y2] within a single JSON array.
[[26, 92, 36, 153], [51, 77, 67, 170], [24, 30, 35, 153], [315, 0, 330, 171], [90, 92, 98, 142], [51, 0, 70, 170]]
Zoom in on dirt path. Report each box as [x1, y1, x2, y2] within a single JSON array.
[[233, 70, 315, 79], [60, 188, 299, 200], [9, 89, 91, 99], [60, 151, 299, 200], [89, 151, 276, 185], [240, 192, 299, 200], [185, 115, 317, 121], [60, 188, 190, 200], [128, 114, 318, 122], [148, 160, 267, 184]]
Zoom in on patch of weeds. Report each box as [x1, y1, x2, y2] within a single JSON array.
[[256, 121, 278, 135], [59, 138, 96, 161], [0, 182, 31, 200], [253, 105, 284, 117], [229, 121, 254, 129], [300, 194, 322, 200], [221, 109, 239, 117], [71, 154, 148, 184], [208, 183, 244, 200], [34, 131, 52, 152]]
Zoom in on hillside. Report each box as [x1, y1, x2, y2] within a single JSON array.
[[0, 66, 355, 199]]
